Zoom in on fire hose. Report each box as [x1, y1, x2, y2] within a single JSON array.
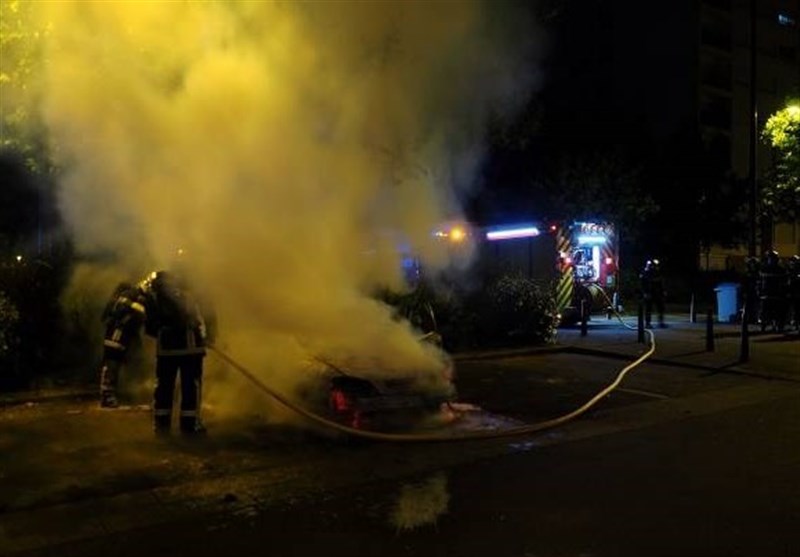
[[210, 326, 655, 442], [208, 308, 655, 442]]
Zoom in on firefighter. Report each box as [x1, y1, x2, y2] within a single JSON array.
[[786, 255, 800, 331], [757, 249, 787, 332], [140, 268, 216, 434], [640, 259, 665, 328], [99, 282, 147, 408]]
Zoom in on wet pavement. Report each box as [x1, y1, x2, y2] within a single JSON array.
[[1, 314, 799, 556]]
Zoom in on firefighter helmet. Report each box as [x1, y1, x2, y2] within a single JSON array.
[[763, 249, 780, 267]]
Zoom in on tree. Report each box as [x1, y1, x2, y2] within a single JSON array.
[[532, 149, 658, 245], [761, 100, 800, 222], [1, 1, 43, 156]]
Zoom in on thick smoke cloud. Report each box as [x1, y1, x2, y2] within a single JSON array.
[[26, 1, 540, 417]]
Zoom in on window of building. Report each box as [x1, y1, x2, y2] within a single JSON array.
[[700, 55, 732, 90], [701, 17, 732, 50], [778, 13, 796, 27], [700, 93, 732, 129]]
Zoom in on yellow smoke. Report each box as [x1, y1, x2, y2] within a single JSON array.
[[12, 1, 539, 419]]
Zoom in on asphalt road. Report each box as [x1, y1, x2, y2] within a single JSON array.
[[53, 383, 798, 557], [3, 340, 799, 557]]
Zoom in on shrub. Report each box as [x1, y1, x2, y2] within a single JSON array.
[[479, 273, 559, 346], [0, 291, 21, 386]]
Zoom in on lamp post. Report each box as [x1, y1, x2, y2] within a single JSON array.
[[747, 0, 757, 258]]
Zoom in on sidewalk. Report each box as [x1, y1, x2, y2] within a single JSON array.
[[553, 313, 800, 382]]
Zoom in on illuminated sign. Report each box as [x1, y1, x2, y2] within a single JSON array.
[[577, 235, 606, 245]]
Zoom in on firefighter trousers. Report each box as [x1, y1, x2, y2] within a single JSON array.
[[100, 347, 125, 397], [153, 354, 204, 432]]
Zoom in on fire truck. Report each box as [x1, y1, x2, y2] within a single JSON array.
[[437, 220, 620, 325]]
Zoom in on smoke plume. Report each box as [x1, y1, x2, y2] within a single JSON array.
[[20, 1, 540, 418]]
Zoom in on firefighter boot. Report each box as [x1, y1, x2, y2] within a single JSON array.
[[153, 408, 172, 435], [180, 414, 207, 435]]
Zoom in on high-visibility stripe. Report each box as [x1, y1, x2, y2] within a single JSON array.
[[555, 227, 573, 312], [153, 409, 171, 416], [599, 225, 616, 289], [180, 410, 197, 417], [103, 339, 125, 350]]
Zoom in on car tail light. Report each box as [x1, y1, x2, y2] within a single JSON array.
[[330, 389, 351, 413]]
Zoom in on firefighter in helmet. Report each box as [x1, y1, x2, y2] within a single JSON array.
[[140, 264, 216, 434], [757, 249, 787, 332], [99, 281, 147, 408], [640, 259, 666, 328]]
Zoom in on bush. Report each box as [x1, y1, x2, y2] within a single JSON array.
[[391, 273, 559, 352], [0, 290, 21, 387], [478, 274, 559, 347], [0, 248, 75, 388]]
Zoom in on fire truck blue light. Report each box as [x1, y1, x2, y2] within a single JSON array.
[[486, 226, 540, 241]]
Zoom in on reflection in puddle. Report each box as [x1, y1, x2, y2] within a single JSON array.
[[390, 472, 450, 532]]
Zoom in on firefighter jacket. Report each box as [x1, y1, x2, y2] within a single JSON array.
[[141, 271, 216, 357], [102, 283, 147, 352], [758, 263, 787, 300], [639, 268, 665, 301]]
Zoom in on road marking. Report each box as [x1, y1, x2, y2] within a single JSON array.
[[616, 387, 669, 400]]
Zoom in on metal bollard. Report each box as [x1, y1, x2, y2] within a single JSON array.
[[637, 302, 645, 344], [739, 302, 750, 363], [705, 308, 715, 352], [580, 300, 588, 337]]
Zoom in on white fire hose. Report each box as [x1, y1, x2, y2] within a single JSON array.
[[209, 307, 655, 442]]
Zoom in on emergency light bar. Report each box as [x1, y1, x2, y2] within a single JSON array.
[[486, 226, 540, 241]]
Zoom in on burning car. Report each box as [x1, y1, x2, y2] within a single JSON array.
[[298, 297, 457, 432]]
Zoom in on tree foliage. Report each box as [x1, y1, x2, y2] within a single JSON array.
[[534, 150, 658, 244], [761, 100, 800, 222], [0, 0, 51, 173]]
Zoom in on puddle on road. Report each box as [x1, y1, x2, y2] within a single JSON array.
[[389, 472, 450, 532], [411, 403, 526, 436]]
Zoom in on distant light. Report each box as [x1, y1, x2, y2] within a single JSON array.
[[486, 226, 540, 241], [450, 227, 466, 242], [549, 224, 558, 232], [15, 255, 22, 263], [778, 13, 796, 26], [605, 257, 613, 265], [577, 235, 606, 245]]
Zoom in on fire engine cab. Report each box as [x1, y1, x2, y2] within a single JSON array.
[[551, 221, 619, 323]]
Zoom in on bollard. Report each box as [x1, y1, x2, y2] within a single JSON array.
[[690, 293, 697, 323], [739, 301, 750, 363], [705, 308, 715, 351], [580, 300, 588, 337], [637, 302, 645, 344]]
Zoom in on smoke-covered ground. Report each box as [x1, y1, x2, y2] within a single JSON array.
[[8, 1, 541, 419]]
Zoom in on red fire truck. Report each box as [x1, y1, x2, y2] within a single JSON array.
[[437, 220, 620, 325]]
